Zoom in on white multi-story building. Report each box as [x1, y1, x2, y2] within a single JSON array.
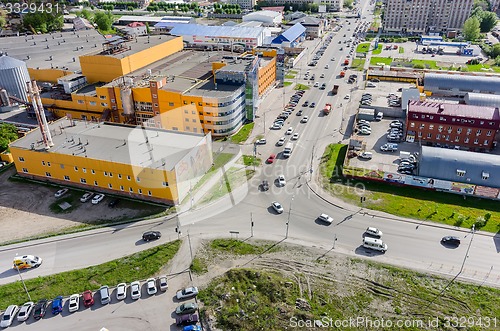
[[319, 0, 344, 11], [383, 0, 474, 34]]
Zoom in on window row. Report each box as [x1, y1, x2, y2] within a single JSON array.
[[417, 132, 489, 145], [76, 100, 108, 107], [410, 122, 493, 136]]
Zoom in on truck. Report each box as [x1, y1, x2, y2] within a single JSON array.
[[357, 108, 375, 121], [332, 84, 339, 95], [323, 103, 332, 115], [283, 143, 293, 158]]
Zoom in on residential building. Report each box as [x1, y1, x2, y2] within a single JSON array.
[[320, 0, 344, 11], [382, 0, 474, 34], [9, 118, 214, 205], [228, 0, 256, 10], [424, 72, 500, 97], [405, 100, 500, 150]]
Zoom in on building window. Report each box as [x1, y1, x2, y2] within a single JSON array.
[[426, 133, 431, 138], [136, 177, 140, 182], [91, 169, 95, 174], [454, 136, 460, 142], [104, 171, 108, 176], [18, 157, 25, 162], [185, 118, 189, 122], [108, 183, 112, 189], [82, 168, 86, 173], [60, 164, 64, 169], [22, 168, 28, 173], [456, 170, 466, 177], [169, 102, 174, 107], [127, 175, 131, 180], [42, 161, 45, 166], [109, 173, 113, 177], [94, 180, 98, 186], [436, 134, 441, 140], [486, 130, 492, 136], [152, 94, 157, 99], [429, 124, 434, 130], [100, 95, 107, 100], [77, 100, 84, 104], [120, 185, 124, 191], [129, 187, 133, 192], [172, 127, 178, 131], [192, 119, 196, 123], [118, 174, 122, 179], [191, 110, 196, 115], [473, 138, 479, 144], [464, 137, 469, 143], [64, 175, 70, 181], [80, 178, 87, 184], [138, 189, 142, 194], [154, 103, 158, 107], [476, 129, 482, 136], [45, 172, 51, 177], [484, 140, 489, 145], [184, 109, 188, 114], [457, 128, 462, 134], [482, 172, 489, 180], [74, 166, 78, 171], [162, 181, 168, 187], [466, 128, 472, 135], [89, 101, 96, 106], [148, 190, 152, 196], [101, 102, 108, 107]]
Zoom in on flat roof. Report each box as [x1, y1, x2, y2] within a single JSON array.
[[1, 30, 105, 71], [10, 118, 207, 170], [408, 100, 500, 120]]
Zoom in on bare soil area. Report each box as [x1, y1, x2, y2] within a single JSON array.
[[0, 168, 166, 244]]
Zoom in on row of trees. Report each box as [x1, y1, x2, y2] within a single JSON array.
[[0, 124, 18, 154], [462, 2, 498, 41], [255, 1, 319, 13], [22, 12, 64, 34], [147, 2, 200, 13]]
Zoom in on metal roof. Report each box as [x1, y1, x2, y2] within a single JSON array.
[[169, 24, 266, 39], [407, 100, 500, 120], [424, 73, 500, 95], [464, 92, 500, 107], [0, 54, 26, 70], [288, 16, 322, 26], [10, 118, 207, 171], [280, 23, 306, 42], [419, 146, 500, 188]]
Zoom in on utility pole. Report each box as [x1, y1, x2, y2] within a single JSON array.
[[14, 256, 31, 301], [285, 195, 295, 239]]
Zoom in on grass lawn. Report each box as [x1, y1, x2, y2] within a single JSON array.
[[230, 122, 254, 144], [0, 241, 181, 310], [283, 81, 293, 87], [191, 153, 235, 192], [466, 64, 500, 73], [356, 43, 370, 53], [284, 74, 295, 79], [351, 58, 366, 71], [410, 59, 438, 69], [372, 44, 382, 55], [320, 144, 500, 232], [242, 155, 261, 166], [198, 167, 255, 204], [399, 47, 404, 54], [210, 239, 280, 255], [294, 83, 310, 90], [370, 56, 392, 65]]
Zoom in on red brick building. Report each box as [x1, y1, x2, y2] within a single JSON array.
[[405, 101, 500, 151]]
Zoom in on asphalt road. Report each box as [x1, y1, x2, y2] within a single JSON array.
[[1, 3, 500, 330]]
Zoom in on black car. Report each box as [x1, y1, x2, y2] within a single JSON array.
[[142, 231, 162, 241], [441, 236, 461, 247], [309, 102, 316, 108], [33, 299, 48, 320], [261, 180, 269, 191], [108, 198, 120, 208], [296, 110, 303, 116], [302, 101, 309, 107]]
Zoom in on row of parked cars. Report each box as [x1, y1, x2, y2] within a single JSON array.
[[54, 188, 120, 207], [0, 277, 171, 327], [272, 90, 305, 130]]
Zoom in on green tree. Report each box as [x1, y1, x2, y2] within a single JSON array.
[[78, 9, 92, 20], [0, 15, 6, 29], [0, 124, 18, 153], [93, 11, 113, 31], [462, 17, 481, 41], [491, 44, 500, 58], [22, 12, 63, 33], [478, 11, 498, 32], [344, 0, 354, 8], [495, 56, 500, 66]]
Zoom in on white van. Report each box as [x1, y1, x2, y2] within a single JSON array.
[[100, 285, 110, 305], [375, 112, 383, 121], [363, 237, 387, 252]]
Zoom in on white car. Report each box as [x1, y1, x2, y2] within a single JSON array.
[[54, 188, 68, 198], [366, 227, 383, 237], [16, 302, 33, 322], [91, 193, 105, 205], [320, 73, 325, 78], [158, 275, 168, 291], [359, 128, 371, 135], [116, 283, 127, 300], [344, 94, 350, 100], [68, 294, 80, 313], [80, 192, 93, 203], [314, 82, 320, 87], [318, 213, 333, 224], [256, 138, 267, 145], [277, 175, 286, 187], [277, 137, 286, 146], [176, 286, 199, 300], [301, 116, 309, 123], [0, 305, 19, 327], [130, 281, 141, 300], [272, 201, 284, 214], [286, 127, 293, 135], [359, 152, 373, 159], [146, 278, 157, 295], [291, 133, 299, 140]]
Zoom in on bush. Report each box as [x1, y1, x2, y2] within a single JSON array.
[[474, 216, 487, 229], [413, 63, 425, 69]]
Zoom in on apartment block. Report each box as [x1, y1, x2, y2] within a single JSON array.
[[383, 0, 474, 34]]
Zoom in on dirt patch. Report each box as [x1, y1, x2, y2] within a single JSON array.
[[0, 168, 166, 244]]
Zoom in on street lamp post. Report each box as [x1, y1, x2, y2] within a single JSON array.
[[250, 212, 254, 237], [285, 195, 295, 239], [14, 259, 31, 301]]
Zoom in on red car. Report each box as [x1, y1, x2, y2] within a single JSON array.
[[266, 154, 276, 164], [82, 290, 94, 307]]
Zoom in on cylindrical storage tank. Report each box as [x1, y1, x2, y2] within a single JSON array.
[[0, 89, 10, 106], [0, 54, 31, 102]]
